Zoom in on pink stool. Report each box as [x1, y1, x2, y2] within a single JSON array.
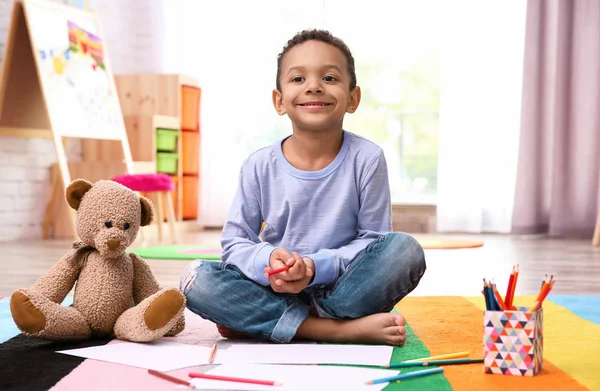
[[112, 173, 178, 243]]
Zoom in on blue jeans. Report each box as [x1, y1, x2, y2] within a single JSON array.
[[179, 232, 426, 343]]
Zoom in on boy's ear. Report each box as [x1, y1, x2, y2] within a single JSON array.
[[346, 86, 361, 114], [272, 89, 286, 116]]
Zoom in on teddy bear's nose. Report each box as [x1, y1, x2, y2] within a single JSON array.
[[107, 239, 120, 250]]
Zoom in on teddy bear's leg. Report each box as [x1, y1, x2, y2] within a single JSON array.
[[10, 289, 92, 341], [164, 314, 186, 337], [114, 287, 185, 342]]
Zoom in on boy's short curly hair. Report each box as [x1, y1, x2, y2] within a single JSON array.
[[276, 29, 357, 91]]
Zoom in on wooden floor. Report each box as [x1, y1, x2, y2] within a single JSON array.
[[1, 229, 599, 298]]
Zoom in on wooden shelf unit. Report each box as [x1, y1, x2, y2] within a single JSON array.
[[82, 74, 202, 222]]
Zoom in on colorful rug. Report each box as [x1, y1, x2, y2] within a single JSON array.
[[130, 237, 484, 261], [0, 295, 597, 390]]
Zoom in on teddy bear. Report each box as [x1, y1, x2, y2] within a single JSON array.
[[9, 178, 186, 342]]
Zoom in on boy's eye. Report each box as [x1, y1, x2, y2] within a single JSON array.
[[323, 75, 337, 82], [291, 76, 304, 83]]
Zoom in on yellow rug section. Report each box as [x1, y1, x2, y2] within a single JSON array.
[[415, 237, 484, 249]]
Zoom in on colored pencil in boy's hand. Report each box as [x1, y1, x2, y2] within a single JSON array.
[[265, 265, 290, 277]]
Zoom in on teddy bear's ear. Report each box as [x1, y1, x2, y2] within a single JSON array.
[[65, 179, 93, 210], [139, 196, 154, 227]]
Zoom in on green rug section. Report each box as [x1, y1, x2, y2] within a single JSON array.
[[129, 245, 221, 260], [383, 322, 453, 390], [319, 310, 452, 390]]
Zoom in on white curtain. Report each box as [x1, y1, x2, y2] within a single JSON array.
[[436, 0, 527, 233]]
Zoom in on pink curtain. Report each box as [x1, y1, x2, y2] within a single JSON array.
[[512, 0, 600, 237]]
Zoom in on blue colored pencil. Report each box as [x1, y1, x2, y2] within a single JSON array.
[[483, 278, 491, 310], [365, 367, 444, 385], [484, 280, 497, 310], [387, 358, 483, 368]]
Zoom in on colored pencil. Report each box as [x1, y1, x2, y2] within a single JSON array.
[[189, 372, 281, 386], [528, 276, 554, 312], [387, 358, 483, 368], [402, 351, 470, 363], [265, 265, 290, 277], [491, 281, 507, 310], [484, 281, 497, 310], [148, 369, 196, 389], [482, 280, 491, 310], [366, 367, 444, 385], [505, 270, 515, 308], [208, 343, 217, 364], [508, 264, 519, 309], [531, 275, 552, 308]]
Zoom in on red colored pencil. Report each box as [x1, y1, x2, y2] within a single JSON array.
[[148, 369, 196, 389], [506, 265, 519, 310], [265, 265, 290, 277], [505, 271, 515, 308], [189, 372, 281, 386]]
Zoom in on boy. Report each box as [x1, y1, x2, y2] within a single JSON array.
[[180, 29, 426, 346]]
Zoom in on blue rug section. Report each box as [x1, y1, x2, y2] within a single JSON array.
[[0, 296, 73, 343], [549, 294, 600, 326]]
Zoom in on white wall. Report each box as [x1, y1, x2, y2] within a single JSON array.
[[0, 0, 166, 241]]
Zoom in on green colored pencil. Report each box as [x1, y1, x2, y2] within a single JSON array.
[[386, 358, 484, 368]]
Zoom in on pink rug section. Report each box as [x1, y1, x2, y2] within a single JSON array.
[[49, 309, 222, 391], [178, 247, 222, 255]]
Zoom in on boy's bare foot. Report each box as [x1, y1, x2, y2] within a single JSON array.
[[295, 312, 407, 346], [216, 324, 253, 340]]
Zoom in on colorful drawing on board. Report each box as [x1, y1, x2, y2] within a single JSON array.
[[35, 19, 121, 139], [67, 21, 105, 70]]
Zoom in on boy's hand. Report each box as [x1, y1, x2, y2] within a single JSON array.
[[267, 250, 302, 281], [266, 247, 293, 279], [265, 254, 314, 294]]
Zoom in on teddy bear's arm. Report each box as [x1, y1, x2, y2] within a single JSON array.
[[31, 249, 82, 303], [129, 253, 161, 304]]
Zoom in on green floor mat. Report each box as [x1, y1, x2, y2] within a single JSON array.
[[130, 244, 222, 260]]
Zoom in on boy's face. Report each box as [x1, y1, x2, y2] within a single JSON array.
[[273, 40, 360, 133]]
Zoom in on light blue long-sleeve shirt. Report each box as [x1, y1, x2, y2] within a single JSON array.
[[220, 130, 392, 287]]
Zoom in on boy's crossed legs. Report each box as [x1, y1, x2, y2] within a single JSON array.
[[180, 232, 426, 345]]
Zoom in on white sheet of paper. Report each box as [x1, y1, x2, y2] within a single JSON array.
[[214, 344, 393, 366], [191, 364, 399, 391], [56, 340, 213, 371]]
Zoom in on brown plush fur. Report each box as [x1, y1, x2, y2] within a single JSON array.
[[9, 179, 186, 342]]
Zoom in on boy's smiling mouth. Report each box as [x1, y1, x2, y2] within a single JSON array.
[[297, 101, 333, 109]]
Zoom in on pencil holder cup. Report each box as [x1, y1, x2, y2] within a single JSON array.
[[483, 307, 543, 376]]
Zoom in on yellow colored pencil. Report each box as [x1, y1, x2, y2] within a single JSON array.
[[208, 343, 217, 364], [403, 351, 470, 363]]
